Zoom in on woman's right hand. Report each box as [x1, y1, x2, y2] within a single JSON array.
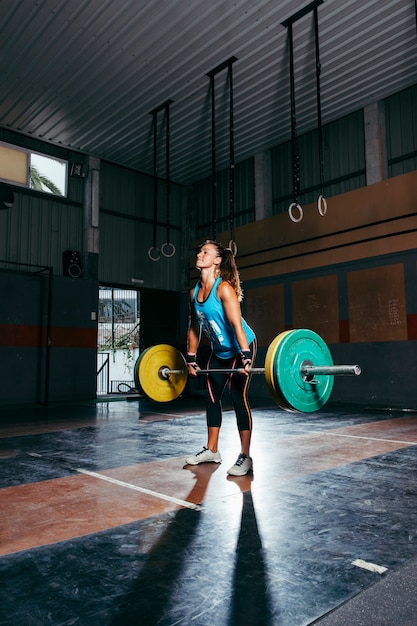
[[187, 363, 200, 377], [186, 353, 199, 377]]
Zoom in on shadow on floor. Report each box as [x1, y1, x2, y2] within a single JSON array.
[[229, 485, 275, 625]]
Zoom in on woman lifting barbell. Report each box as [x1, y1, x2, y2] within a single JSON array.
[[185, 240, 257, 476]]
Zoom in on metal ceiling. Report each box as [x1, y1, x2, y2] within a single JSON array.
[[1, 0, 416, 185]]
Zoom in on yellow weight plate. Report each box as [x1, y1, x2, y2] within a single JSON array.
[[136, 344, 188, 402], [133, 347, 150, 394], [265, 330, 293, 411]]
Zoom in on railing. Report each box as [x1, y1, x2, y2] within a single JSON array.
[[110, 380, 137, 394], [97, 352, 110, 395]]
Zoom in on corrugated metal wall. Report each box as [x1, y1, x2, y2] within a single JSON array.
[[191, 157, 255, 241], [3, 193, 83, 269], [0, 130, 85, 272], [190, 83, 417, 234], [271, 109, 366, 214], [272, 84, 417, 213], [385, 83, 417, 178], [2, 0, 415, 185], [1, 83, 417, 289], [99, 160, 185, 290]]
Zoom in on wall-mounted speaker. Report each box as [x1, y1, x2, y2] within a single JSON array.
[[63, 250, 82, 278], [70, 162, 88, 178]]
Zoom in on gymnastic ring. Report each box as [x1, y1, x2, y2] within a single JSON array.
[[288, 203, 303, 223], [161, 242, 176, 258], [148, 246, 160, 261], [318, 195, 327, 216], [228, 240, 238, 257]]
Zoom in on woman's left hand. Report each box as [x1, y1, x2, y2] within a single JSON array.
[[240, 349, 252, 376]]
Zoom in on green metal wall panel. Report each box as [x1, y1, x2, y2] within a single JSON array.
[[385, 83, 417, 177], [99, 160, 184, 290], [271, 110, 366, 214], [192, 157, 255, 240]]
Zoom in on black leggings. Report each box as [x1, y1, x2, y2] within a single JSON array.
[[205, 340, 257, 430]]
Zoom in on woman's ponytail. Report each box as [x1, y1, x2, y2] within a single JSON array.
[[220, 246, 243, 302]]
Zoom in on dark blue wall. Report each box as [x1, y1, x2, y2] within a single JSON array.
[[0, 269, 98, 406]]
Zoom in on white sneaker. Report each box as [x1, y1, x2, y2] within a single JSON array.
[[227, 453, 253, 476], [185, 446, 222, 465]]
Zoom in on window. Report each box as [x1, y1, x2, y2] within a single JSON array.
[[0, 141, 67, 197]]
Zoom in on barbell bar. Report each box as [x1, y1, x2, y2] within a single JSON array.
[[160, 364, 361, 379], [159, 366, 266, 376], [133, 329, 362, 413]]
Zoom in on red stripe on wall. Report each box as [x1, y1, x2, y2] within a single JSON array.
[[0, 324, 97, 348], [407, 314, 417, 340], [0, 324, 44, 347], [52, 327, 97, 348]]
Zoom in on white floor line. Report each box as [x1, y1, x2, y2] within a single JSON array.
[[138, 411, 191, 418], [352, 558, 387, 574], [77, 468, 202, 511], [323, 432, 417, 446]]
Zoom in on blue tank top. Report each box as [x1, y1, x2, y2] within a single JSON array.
[[192, 276, 255, 359]]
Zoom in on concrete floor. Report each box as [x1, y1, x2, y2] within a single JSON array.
[[1, 394, 417, 625]]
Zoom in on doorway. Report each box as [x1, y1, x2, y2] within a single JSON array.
[[97, 286, 140, 395]]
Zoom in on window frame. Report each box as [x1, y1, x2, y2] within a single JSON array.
[[0, 141, 68, 197]]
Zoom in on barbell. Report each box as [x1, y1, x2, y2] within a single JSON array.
[[133, 328, 361, 413]]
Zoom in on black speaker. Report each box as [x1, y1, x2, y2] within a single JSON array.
[[62, 250, 82, 278]]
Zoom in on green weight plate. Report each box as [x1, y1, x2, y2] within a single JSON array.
[[271, 329, 334, 412], [136, 344, 188, 402]]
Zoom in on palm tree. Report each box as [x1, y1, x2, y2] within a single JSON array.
[[30, 164, 63, 196]]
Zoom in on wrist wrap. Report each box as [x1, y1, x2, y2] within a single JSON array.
[[240, 349, 252, 367], [186, 352, 197, 367]]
